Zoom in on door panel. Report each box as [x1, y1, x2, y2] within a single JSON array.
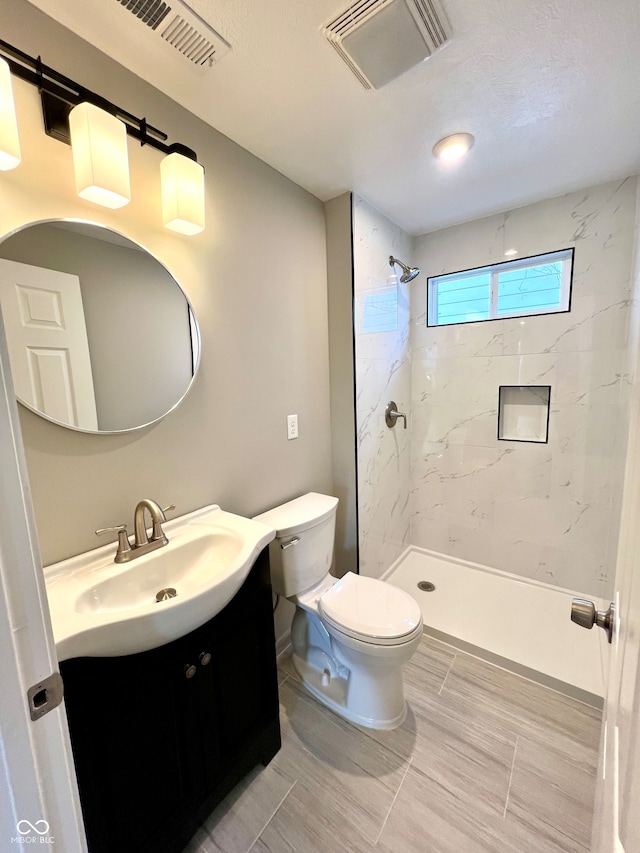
[[0, 258, 97, 429], [592, 321, 640, 851]]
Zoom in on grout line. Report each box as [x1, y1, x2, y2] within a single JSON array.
[[503, 736, 519, 818], [277, 673, 290, 688], [247, 778, 297, 853], [438, 653, 457, 696], [374, 758, 412, 846], [279, 660, 302, 685]]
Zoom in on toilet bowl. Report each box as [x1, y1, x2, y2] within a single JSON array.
[[253, 493, 423, 729]]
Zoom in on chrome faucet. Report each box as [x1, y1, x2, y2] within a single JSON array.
[[96, 499, 175, 563]]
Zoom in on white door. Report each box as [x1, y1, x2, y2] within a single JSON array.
[[0, 258, 97, 430], [591, 350, 640, 851], [0, 309, 86, 850]]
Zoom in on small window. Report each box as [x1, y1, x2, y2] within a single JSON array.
[[427, 248, 573, 327]]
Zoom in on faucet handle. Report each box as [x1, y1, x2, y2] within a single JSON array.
[[148, 505, 175, 543], [384, 401, 408, 430], [151, 505, 175, 539], [95, 524, 127, 536], [96, 524, 132, 563]]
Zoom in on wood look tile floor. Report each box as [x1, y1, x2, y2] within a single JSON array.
[[183, 636, 601, 853]]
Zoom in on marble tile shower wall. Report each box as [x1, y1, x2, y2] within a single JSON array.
[[410, 178, 638, 598], [353, 197, 412, 578]]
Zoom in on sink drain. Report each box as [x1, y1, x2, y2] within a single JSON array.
[[156, 588, 177, 602], [417, 581, 436, 592]]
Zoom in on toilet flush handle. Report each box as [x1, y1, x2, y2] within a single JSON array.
[[281, 536, 300, 550]]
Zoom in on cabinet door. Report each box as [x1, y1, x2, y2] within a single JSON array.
[[61, 644, 189, 853], [212, 589, 279, 756], [173, 632, 221, 794]]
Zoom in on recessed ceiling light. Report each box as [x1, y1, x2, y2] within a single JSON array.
[[432, 132, 474, 162], [504, 248, 518, 257]]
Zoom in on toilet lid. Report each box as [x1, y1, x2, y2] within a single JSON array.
[[319, 572, 422, 643]]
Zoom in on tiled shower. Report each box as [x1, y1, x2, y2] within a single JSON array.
[[354, 177, 637, 602]]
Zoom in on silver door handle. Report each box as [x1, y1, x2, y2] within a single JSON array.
[[571, 598, 615, 644]]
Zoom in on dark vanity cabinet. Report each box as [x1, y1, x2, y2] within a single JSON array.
[[59, 548, 281, 853]]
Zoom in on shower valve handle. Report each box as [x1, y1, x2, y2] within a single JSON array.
[[385, 401, 407, 430]]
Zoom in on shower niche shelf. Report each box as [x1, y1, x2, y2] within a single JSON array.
[[498, 385, 551, 444]]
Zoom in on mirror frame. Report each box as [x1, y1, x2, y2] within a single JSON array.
[[0, 218, 201, 435]]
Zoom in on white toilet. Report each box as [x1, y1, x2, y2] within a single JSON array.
[[253, 492, 423, 730]]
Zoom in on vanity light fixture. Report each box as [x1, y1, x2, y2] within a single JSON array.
[[432, 132, 474, 162], [69, 103, 131, 209], [161, 146, 205, 236], [0, 38, 205, 233], [0, 56, 21, 171]]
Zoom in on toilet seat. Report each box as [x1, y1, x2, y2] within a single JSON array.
[[318, 572, 423, 646]]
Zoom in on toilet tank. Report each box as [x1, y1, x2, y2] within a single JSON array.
[[252, 493, 339, 597]]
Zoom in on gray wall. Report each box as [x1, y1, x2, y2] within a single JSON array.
[[1, 0, 332, 647]]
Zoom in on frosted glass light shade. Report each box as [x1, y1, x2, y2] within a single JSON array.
[[161, 152, 205, 236], [69, 103, 131, 209], [0, 57, 21, 171]]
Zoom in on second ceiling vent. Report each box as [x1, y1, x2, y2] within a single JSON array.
[[323, 0, 451, 89]]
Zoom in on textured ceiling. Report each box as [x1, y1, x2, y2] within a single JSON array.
[[21, 0, 640, 234]]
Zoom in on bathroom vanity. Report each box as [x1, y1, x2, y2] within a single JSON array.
[[59, 547, 280, 853]]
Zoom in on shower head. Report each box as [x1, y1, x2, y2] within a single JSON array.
[[389, 256, 420, 283]]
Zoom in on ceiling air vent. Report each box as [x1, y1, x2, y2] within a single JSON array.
[[115, 0, 230, 74], [322, 0, 451, 90], [116, 1, 172, 30]]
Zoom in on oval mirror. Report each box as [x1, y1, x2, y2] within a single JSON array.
[[0, 220, 200, 433]]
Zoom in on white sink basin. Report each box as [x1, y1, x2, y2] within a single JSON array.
[[44, 505, 275, 661]]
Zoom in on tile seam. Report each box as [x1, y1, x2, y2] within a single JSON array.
[[503, 735, 519, 818], [438, 652, 457, 695], [374, 758, 413, 846], [247, 778, 297, 853]]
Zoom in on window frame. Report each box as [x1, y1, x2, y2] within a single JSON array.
[[427, 247, 574, 328]]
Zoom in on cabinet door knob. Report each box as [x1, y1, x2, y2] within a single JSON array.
[[184, 664, 197, 679], [199, 652, 212, 666]]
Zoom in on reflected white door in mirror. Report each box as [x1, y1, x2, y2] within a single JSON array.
[[0, 220, 201, 433], [0, 258, 98, 429]]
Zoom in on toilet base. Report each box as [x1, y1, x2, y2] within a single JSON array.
[[292, 652, 408, 730], [288, 607, 419, 730]]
